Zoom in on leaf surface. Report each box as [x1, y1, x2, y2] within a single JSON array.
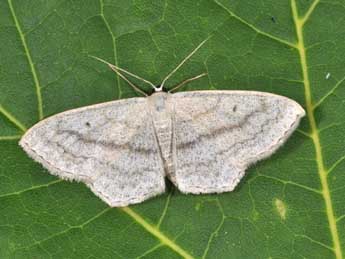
[[1, 0, 344, 258]]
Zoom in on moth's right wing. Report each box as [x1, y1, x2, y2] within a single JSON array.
[[171, 91, 305, 194], [20, 97, 165, 207]]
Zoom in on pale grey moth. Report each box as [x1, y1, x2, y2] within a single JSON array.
[[20, 40, 305, 207]]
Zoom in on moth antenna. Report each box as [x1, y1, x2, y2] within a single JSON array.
[[89, 55, 156, 90], [89, 55, 148, 96], [168, 73, 208, 93], [110, 66, 148, 96], [159, 37, 210, 91]]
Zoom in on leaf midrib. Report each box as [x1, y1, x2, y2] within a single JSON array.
[[291, 1, 343, 258]]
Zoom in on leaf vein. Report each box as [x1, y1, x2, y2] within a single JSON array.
[[157, 190, 173, 228], [23, 0, 67, 37], [257, 174, 322, 194], [300, 0, 321, 25], [202, 199, 225, 259], [294, 234, 334, 251], [121, 207, 195, 259], [327, 154, 345, 176], [0, 105, 27, 132], [7, 0, 44, 120], [336, 214, 345, 223], [291, 1, 343, 258], [99, 0, 122, 99], [212, 0, 297, 49], [313, 74, 345, 110], [0, 135, 22, 141], [136, 243, 164, 259], [13, 207, 111, 253], [0, 179, 63, 199]]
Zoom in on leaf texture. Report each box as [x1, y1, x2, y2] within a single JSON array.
[[0, 0, 345, 258]]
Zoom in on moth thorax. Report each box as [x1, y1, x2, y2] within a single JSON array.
[[148, 92, 174, 175]]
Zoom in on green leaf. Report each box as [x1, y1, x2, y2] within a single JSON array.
[[1, 0, 344, 258]]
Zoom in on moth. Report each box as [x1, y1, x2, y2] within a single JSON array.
[[20, 40, 305, 207]]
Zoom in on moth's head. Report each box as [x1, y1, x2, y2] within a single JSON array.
[[149, 84, 169, 95]]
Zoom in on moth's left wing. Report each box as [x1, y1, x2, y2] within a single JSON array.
[[171, 90, 305, 194], [20, 97, 165, 207]]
